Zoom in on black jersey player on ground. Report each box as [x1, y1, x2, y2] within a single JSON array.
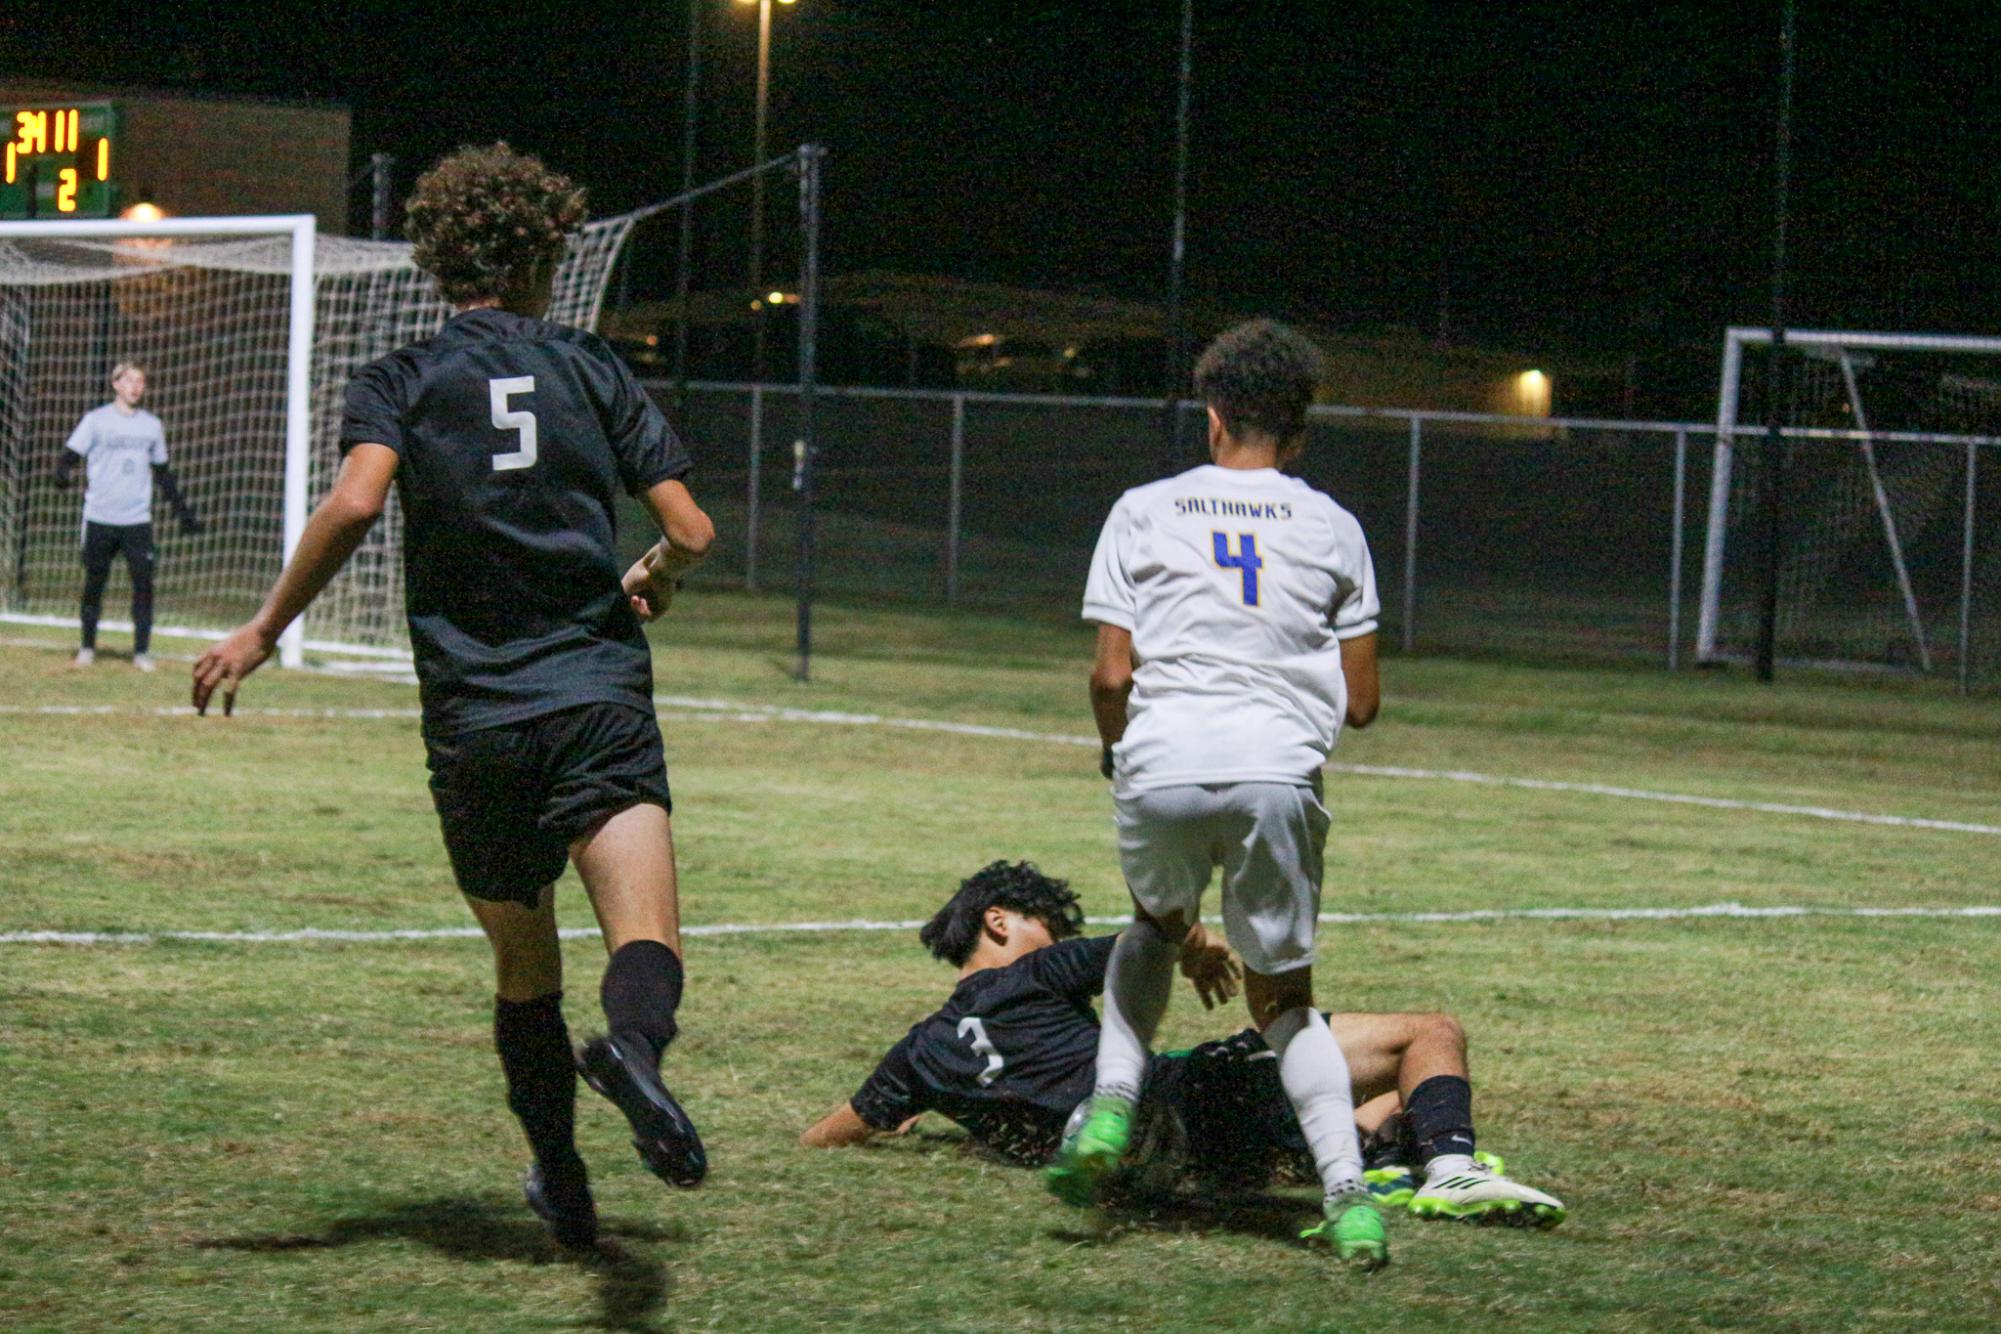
[[193, 145, 713, 1249], [801, 862, 1565, 1227]]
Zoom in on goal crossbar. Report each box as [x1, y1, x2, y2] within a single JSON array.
[[0, 213, 317, 666], [1698, 325, 2001, 667]]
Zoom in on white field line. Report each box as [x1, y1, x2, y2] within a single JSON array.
[[5, 901, 2000, 947], [11, 908, 2000, 948], [0, 703, 426, 719], [4, 693, 1996, 838]]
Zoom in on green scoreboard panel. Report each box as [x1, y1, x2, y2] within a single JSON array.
[[1, 102, 119, 220]]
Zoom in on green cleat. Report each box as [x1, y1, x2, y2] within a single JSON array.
[[1300, 1196, 1389, 1268], [1044, 1095, 1133, 1207]]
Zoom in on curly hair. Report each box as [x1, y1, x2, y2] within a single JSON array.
[[1192, 318, 1324, 443], [403, 143, 587, 305], [919, 861, 1085, 967]]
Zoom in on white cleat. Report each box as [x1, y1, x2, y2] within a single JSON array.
[[72, 647, 95, 668], [132, 653, 157, 672], [1409, 1157, 1566, 1228]]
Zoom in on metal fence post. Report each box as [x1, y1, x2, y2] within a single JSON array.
[[1962, 442, 1979, 696], [746, 384, 763, 592], [946, 394, 965, 605], [1669, 429, 1688, 669], [1402, 416, 1421, 653]]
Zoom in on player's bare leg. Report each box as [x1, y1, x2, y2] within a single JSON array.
[[1328, 1011, 1467, 1103], [1326, 1008, 1562, 1225], [1354, 1091, 1401, 1138], [465, 885, 596, 1247], [1247, 966, 1384, 1266], [569, 801, 706, 1187], [571, 801, 682, 955], [466, 884, 564, 1000], [1328, 1011, 1467, 1209]]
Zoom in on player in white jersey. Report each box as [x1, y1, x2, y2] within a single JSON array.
[[55, 363, 202, 670], [1047, 319, 1393, 1263]]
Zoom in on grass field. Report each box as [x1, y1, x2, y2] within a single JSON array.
[[3, 594, 2000, 1332]]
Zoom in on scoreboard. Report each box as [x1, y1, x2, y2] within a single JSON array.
[[1, 102, 118, 220]]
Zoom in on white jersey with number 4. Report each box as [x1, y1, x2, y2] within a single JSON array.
[[1082, 463, 1379, 795]]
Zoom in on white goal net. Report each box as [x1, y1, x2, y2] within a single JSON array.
[[0, 211, 635, 664], [1697, 327, 2001, 680]]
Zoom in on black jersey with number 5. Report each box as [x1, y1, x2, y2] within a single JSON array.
[[339, 308, 691, 738], [850, 935, 1117, 1164]]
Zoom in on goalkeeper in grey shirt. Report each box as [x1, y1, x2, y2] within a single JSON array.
[[55, 362, 201, 670]]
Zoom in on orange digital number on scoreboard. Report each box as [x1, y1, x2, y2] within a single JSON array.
[[0, 102, 118, 220]]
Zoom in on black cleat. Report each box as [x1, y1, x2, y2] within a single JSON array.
[[524, 1159, 599, 1248], [578, 1032, 708, 1188]]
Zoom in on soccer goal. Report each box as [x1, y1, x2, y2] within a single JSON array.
[[1696, 327, 2001, 678], [0, 210, 634, 666]]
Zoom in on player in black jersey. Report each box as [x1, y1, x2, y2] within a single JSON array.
[[802, 862, 1565, 1227], [193, 145, 713, 1248]]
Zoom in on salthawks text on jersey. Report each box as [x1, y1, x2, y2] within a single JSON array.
[[1172, 497, 1294, 519]]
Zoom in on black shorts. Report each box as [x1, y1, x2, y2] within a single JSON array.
[[1144, 1028, 1310, 1188], [425, 701, 672, 905], [81, 520, 154, 570]]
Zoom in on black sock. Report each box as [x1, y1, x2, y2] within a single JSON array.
[[1360, 1110, 1411, 1172], [1405, 1074, 1477, 1166], [494, 992, 581, 1172], [600, 940, 683, 1062]]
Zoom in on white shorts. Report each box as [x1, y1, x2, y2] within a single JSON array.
[[1113, 780, 1329, 976]]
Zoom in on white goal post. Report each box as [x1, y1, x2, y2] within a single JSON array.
[[0, 209, 635, 668], [0, 214, 317, 665], [1697, 326, 2001, 672]]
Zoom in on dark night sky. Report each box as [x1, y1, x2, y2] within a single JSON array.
[[7, 0, 1999, 396]]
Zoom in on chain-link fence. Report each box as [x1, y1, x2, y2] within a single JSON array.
[[649, 380, 1998, 689]]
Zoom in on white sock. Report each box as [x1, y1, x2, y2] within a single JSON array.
[[1264, 1006, 1364, 1200], [1425, 1152, 1477, 1180], [1091, 918, 1178, 1104]]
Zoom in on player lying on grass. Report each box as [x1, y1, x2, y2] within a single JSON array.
[[801, 862, 1564, 1227], [192, 143, 712, 1250]]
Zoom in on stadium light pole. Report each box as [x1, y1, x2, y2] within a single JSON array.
[[739, 0, 796, 387], [1754, 0, 1798, 683], [671, 0, 704, 409], [1160, 0, 1195, 474]]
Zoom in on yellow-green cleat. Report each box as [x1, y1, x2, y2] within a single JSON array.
[[1408, 1152, 1565, 1228], [1363, 1164, 1417, 1208], [1044, 1095, 1132, 1207], [1300, 1196, 1389, 1268]]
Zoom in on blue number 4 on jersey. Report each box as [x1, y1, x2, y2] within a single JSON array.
[[1213, 532, 1262, 605]]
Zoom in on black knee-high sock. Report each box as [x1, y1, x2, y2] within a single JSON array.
[[1405, 1074, 1477, 1166], [600, 941, 683, 1062], [494, 993, 581, 1171]]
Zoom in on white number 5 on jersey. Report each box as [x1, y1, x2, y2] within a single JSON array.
[[957, 1016, 1005, 1087], [489, 376, 538, 471]]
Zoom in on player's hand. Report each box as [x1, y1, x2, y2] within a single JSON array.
[[192, 623, 275, 717], [622, 553, 680, 623], [1179, 925, 1241, 1010]]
